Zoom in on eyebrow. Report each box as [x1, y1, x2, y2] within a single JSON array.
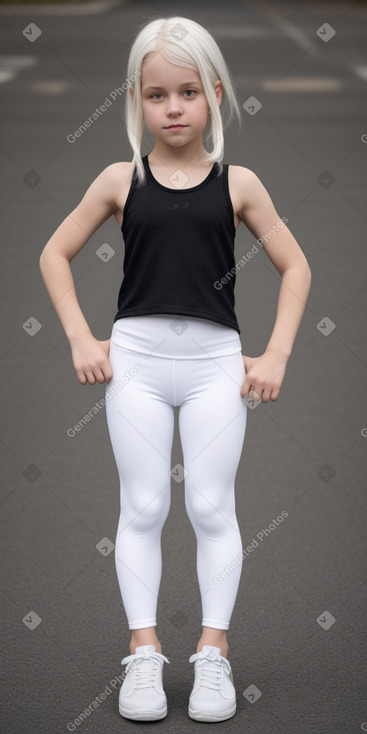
[[143, 82, 201, 92]]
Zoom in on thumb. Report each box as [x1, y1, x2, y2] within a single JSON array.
[[101, 338, 111, 356], [242, 354, 252, 373], [241, 355, 254, 397]]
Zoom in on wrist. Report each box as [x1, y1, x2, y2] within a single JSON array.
[[67, 328, 93, 342], [265, 345, 291, 360]]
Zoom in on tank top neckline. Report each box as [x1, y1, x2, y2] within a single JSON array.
[[143, 154, 219, 193]]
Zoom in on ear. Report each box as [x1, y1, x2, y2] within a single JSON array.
[[214, 80, 223, 107]]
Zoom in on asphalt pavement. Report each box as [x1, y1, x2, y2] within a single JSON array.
[[0, 1, 366, 732]]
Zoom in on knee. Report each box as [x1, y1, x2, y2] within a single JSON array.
[[121, 485, 170, 534], [185, 484, 235, 535]]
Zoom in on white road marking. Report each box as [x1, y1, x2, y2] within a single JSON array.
[[0, 55, 38, 68], [0, 55, 38, 84], [208, 24, 277, 38], [0, 70, 16, 83], [0, 0, 123, 14], [244, 0, 319, 55], [260, 76, 341, 92], [30, 80, 71, 94], [350, 64, 367, 81]]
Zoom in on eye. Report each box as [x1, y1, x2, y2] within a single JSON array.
[[149, 90, 197, 100]]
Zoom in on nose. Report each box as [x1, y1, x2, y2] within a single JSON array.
[[166, 95, 184, 116]]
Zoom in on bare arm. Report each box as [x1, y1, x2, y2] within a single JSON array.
[[39, 163, 128, 384], [40, 236, 95, 343], [238, 167, 312, 401]]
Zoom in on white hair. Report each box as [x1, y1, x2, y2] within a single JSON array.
[[124, 16, 242, 186]]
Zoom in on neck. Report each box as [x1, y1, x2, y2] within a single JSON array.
[[149, 142, 212, 169]]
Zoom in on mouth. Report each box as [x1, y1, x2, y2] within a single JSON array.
[[165, 124, 187, 129]]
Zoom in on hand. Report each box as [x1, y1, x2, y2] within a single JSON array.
[[241, 349, 289, 402], [69, 332, 113, 385]]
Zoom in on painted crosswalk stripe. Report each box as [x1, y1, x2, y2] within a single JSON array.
[[260, 76, 341, 92], [0, 55, 38, 83]]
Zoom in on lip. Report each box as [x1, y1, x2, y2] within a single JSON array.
[[165, 124, 187, 129]]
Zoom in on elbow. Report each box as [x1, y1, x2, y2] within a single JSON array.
[[299, 260, 312, 290], [39, 247, 68, 269], [304, 259, 312, 282], [297, 255, 311, 280], [39, 243, 49, 263], [282, 259, 311, 279], [39, 248, 55, 274], [281, 259, 312, 292], [301, 260, 312, 296], [39, 250, 48, 271], [302, 250, 311, 275]]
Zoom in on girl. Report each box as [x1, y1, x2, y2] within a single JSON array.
[[39, 16, 311, 724]]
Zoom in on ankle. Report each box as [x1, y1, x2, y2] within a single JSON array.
[[197, 638, 228, 658], [130, 639, 162, 655]]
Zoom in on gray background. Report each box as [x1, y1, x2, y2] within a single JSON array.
[[0, 0, 366, 731]]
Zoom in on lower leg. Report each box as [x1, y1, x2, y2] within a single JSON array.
[[179, 367, 246, 665], [197, 626, 229, 658], [130, 626, 162, 655]]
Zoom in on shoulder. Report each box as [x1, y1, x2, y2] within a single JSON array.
[[228, 164, 272, 215], [228, 164, 259, 189], [92, 161, 135, 208], [98, 161, 135, 188]]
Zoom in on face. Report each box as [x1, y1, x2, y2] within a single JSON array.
[[135, 51, 222, 149]]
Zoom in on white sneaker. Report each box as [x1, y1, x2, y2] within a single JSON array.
[[188, 644, 236, 722], [119, 644, 170, 721]]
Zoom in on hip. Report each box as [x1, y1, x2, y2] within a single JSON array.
[[110, 314, 242, 360]]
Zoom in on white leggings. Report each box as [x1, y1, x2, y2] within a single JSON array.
[[105, 315, 247, 631]]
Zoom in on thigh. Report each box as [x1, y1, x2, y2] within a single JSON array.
[[178, 351, 247, 487], [105, 343, 175, 508]]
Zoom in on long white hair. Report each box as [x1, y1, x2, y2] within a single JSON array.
[[124, 16, 242, 186]]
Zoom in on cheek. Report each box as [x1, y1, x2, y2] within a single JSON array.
[[193, 100, 209, 121], [143, 106, 159, 125]]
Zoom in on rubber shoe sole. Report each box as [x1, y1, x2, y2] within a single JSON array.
[[119, 644, 169, 721], [188, 702, 236, 722], [119, 703, 167, 721]]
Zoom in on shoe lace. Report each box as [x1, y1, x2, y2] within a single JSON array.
[[121, 651, 170, 689], [189, 650, 231, 690]]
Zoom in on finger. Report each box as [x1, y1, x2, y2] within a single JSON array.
[[103, 363, 114, 382], [97, 355, 113, 383], [252, 388, 262, 402], [94, 369, 107, 384], [76, 370, 87, 385], [84, 369, 97, 385], [100, 365, 113, 383], [270, 387, 280, 401], [259, 384, 272, 402], [241, 382, 252, 397], [243, 384, 258, 401]]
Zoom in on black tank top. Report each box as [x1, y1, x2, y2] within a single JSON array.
[[113, 154, 240, 334]]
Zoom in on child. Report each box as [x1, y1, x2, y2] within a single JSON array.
[[39, 16, 311, 724]]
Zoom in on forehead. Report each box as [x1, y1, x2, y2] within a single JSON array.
[[141, 52, 201, 88]]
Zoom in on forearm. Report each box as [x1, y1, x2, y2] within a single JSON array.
[[39, 252, 92, 342], [265, 263, 311, 359]]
